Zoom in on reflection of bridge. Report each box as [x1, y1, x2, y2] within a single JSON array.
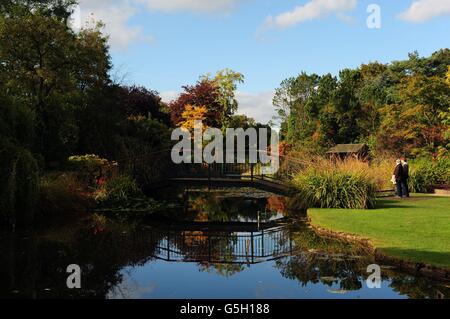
[[142, 222, 294, 265]]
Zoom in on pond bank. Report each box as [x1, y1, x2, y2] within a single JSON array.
[[307, 195, 450, 282]]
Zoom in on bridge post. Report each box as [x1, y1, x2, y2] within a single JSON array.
[[251, 232, 254, 263], [251, 163, 254, 182]]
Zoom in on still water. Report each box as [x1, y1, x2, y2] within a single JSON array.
[[0, 189, 448, 299]]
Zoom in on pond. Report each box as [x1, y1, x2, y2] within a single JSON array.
[[0, 188, 448, 299]]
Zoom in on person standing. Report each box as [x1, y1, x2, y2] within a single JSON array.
[[400, 157, 410, 198], [393, 159, 404, 198]]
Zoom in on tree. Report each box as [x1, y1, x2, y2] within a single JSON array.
[[205, 68, 244, 127], [169, 79, 222, 127], [0, 7, 111, 162], [446, 66, 450, 86], [378, 75, 450, 156], [117, 86, 170, 125], [0, 0, 77, 20], [170, 69, 244, 129], [178, 105, 208, 132], [273, 72, 320, 147]]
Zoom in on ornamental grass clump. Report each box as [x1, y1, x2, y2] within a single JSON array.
[[290, 158, 377, 210], [409, 157, 450, 193]]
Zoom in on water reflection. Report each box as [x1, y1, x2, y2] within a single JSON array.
[[0, 190, 448, 299]]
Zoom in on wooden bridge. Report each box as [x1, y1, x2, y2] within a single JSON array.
[[117, 148, 291, 195], [168, 163, 289, 195]]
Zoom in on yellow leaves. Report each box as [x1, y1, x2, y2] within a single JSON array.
[[446, 66, 450, 87], [401, 104, 425, 118], [127, 115, 146, 123], [178, 104, 209, 132]]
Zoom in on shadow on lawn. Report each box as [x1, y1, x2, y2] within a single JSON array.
[[375, 197, 437, 210], [382, 247, 450, 272], [374, 200, 412, 209]]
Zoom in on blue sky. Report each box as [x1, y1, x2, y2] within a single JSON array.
[[76, 0, 450, 123]]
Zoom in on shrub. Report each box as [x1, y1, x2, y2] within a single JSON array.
[[409, 157, 450, 193], [38, 172, 90, 220], [67, 154, 118, 186], [96, 175, 143, 204], [0, 140, 39, 226], [289, 157, 378, 209], [291, 167, 377, 209]]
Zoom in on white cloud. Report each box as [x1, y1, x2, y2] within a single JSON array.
[[141, 0, 242, 13], [77, 0, 153, 50], [265, 0, 357, 29], [399, 0, 450, 22], [160, 91, 180, 103], [235, 91, 275, 124]]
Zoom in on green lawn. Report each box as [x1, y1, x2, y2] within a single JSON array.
[[308, 195, 450, 269]]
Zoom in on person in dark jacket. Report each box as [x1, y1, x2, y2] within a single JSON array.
[[400, 157, 410, 198], [393, 159, 404, 198]]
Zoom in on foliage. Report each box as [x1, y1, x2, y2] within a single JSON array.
[[169, 79, 222, 127], [275, 49, 450, 157], [94, 175, 176, 218], [117, 85, 170, 125], [409, 157, 450, 193], [446, 66, 450, 86], [0, 7, 111, 163], [96, 175, 143, 204], [170, 69, 244, 129], [0, 0, 77, 19], [281, 153, 394, 191], [203, 68, 245, 127], [115, 115, 172, 186], [68, 154, 110, 168], [291, 165, 377, 209], [178, 104, 208, 132], [38, 172, 90, 220], [0, 1, 174, 226], [0, 140, 39, 226], [67, 154, 117, 186]]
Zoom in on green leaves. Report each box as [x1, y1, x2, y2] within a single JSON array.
[[291, 165, 377, 210], [274, 50, 450, 157]]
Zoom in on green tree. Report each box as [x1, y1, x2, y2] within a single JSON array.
[[203, 68, 244, 127], [0, 7, 110, 162], [379, 75, 450, 156]]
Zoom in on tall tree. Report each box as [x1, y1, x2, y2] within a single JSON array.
[[205, 68, 244, 127], [0, 7, 110, 162], [169, 79, 222, 128]]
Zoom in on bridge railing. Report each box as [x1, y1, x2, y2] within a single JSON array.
[[149, 225, 293, 264], [115, 148, 293, 189]]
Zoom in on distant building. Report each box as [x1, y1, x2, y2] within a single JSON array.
[[326, 144, 369, 160]]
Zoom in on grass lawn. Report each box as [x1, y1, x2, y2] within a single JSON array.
[[308, 195, 450, 269]]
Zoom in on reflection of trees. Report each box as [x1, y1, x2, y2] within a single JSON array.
[[276, 253, 365, 292], [2, 213, 448, 299], [198, 263, 245, 278], [187, 193, 276, 222], [388, 275, 449, 299], [274, 224, 449, 298], [0, 219, 165, 299], [169, 229, 246, 277], [266, 196, 288, 215]]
